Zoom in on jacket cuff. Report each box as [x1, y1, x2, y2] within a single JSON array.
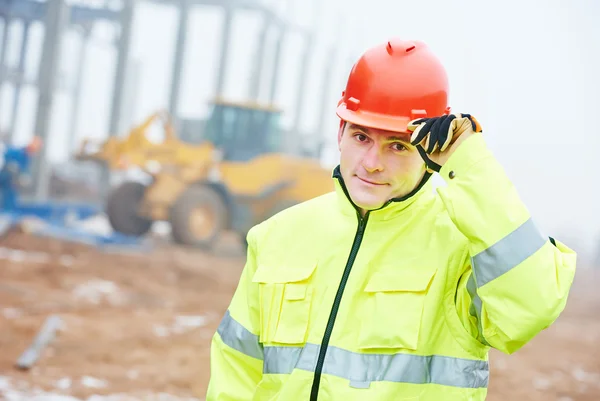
[[439, 134, 492, 182]]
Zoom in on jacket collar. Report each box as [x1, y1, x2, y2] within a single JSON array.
[[331, 165, 434, 221]]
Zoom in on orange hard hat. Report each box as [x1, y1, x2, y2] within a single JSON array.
[[337, 39, 450, 133]]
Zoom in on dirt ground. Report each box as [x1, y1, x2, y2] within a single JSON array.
[[0, 229, 598, 401]]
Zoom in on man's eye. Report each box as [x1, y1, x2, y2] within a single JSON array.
[[355, 134, 368, 142], [392, 143, 407, 152]]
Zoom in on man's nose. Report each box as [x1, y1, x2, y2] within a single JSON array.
[[361, 145, 384, 173]]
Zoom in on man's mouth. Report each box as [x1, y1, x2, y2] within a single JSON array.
[[356, 176, 387, 186]]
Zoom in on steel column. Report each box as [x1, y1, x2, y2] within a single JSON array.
[[7, 21, 30, 141], [248, 12, 269, 100], [67, 26, 91, 152], [215, 5, 233, 97], [169, 0, 189, 118], [32, 0, 68, 200]]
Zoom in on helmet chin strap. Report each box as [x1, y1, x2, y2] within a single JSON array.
[[388, 168, 433, 203], [416, 145, 442, 172]]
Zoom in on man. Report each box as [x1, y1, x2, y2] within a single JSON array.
[[206, 39, 576, 401], [0, 137, 41, 210]]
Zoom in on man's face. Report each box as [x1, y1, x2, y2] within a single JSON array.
[[337, 123, 426, 212]]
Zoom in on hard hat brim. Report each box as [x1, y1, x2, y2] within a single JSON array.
[[336, 104, 411, 134]]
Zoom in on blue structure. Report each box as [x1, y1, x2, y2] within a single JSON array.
[[0, 144, 29, 210], [0, 142, 148, 251], [0, 141, 99, 221]]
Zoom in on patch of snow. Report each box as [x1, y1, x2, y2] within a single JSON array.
[[0, 375, 79, 401], [81, 376, 107, 389], [0, 247, 51, 264], [126, 370, 139, 380], [72, 216, 113, 236], [153, 325, 170, 338], [532, 376, 551, 390], [0, 216, 12, 234], [571, 367, 600, 383], [71, 280, 125, 306], [87, 394, 202, 401], [151, 221, 171, 236], [59, 255, 76, 267], [2, 308, 22, 319], [573, 368, 587, 382], [174, 316, 207, 329], [55, 378, 72, 390], [153, 315, 207, 337], [0, 376, 202, 401]]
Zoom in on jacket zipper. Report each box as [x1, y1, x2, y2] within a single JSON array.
[[309, 211, 369, 401]]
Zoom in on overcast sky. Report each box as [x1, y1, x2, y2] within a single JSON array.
[[0, 0, 598, 261]]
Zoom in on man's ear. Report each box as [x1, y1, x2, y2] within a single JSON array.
[[337, 121, 345, 151]]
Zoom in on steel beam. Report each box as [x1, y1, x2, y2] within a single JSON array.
[[69, 3, 121, 24], [0, 0, 120, 24], [1, 66, 74, 88], [146, 0, 266, 12], [144, 0, 308, 35]]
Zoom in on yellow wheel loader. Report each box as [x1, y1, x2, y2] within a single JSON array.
[[76, 111, 214, 170], [78, 99, 334, 249]]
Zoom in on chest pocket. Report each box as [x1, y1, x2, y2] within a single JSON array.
[[252, 263, 317, 345], [358, 267, 437, 351]]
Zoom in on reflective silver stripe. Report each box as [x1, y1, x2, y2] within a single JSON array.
[[217, 310, 263, 360], [220, 315, 489, 388], [264, 344, 489, 389], [467, 274, 490, 346], [264, 345, 308, 374], [217, 311, 489, 388], [472, 218, 546, 287]]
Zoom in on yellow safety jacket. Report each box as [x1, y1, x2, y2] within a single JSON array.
[[206, 134, 577, 401]]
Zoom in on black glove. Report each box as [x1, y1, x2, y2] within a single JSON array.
[[407, 113, 482, 172]]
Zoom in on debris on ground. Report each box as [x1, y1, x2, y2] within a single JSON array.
[[16, 315, 63, 370], [0, 230, 598, 401]]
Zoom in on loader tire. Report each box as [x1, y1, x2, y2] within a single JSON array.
[[169, 185, 227, 249], [106, 181, 153, 236]]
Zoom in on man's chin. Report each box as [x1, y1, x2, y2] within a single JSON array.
[[352, 198, 387, 211]]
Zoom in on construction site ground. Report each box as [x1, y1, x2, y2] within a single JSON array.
[[0, 229, 598, 401]]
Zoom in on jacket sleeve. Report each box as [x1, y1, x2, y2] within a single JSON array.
[[437, 134, 577, 354], [206, 225, 264, 400]]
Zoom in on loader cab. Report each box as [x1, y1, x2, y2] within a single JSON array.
[[202, 100, 283, 162]]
